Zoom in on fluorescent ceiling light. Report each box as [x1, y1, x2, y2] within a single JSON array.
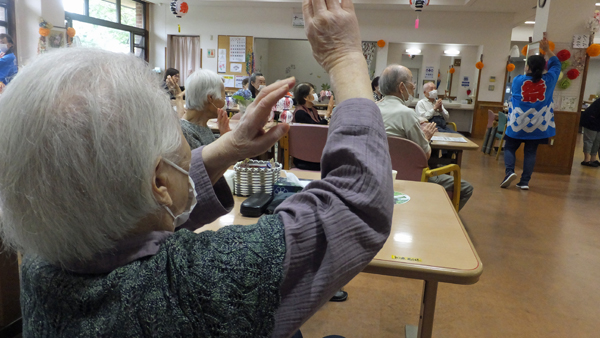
[[596, 3, 600, 6], [444, 49, 460, 56], [406, 48, 422, 54], [525, 21, 535, 24]]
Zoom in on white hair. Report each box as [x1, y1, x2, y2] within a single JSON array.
[[423, 81, 436, 93], [185, 68, 224, 111], [379, 64, 411, 96], [0, 48, 183, 267]]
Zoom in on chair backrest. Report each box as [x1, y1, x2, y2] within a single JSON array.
[[487, 110, 496, 129], [387, 136, 429, 181], [288, 124, 329, 163], [497, 111, 507, 130]]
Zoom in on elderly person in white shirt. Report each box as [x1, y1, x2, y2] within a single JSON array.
[[415, 82, 457, 133]]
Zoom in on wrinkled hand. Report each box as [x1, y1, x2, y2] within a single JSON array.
[[166, 75, 183, 98], [217, 108, 232, 135], [224, 78, 295, 159], [303, 0, 363, 73], [539, 37, 550, 53], [421, 122, 437, 141], [326, 95, 335, 118], [434, 99, 442, 110]]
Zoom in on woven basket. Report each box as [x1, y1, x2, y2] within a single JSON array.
[[233, 160, 281, 196]]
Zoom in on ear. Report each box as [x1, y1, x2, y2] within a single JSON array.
[[152, 159, 173, 207]]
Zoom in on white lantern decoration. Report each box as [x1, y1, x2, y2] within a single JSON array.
[[409, 0, 430, 12], [171, 0, 189, 18]]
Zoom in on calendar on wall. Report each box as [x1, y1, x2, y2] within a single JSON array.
[[229, 37, 246, 62]]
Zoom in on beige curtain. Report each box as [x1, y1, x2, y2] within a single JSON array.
[[168, 36, 201, 87]]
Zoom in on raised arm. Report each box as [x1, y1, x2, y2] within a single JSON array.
[[271, 0, 394, 335]]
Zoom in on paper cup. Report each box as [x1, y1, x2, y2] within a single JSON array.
[[392, 170, 397, 181]]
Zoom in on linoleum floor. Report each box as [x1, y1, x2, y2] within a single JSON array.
[[300, 134, 600, 338]]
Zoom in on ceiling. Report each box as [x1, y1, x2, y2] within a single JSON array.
[[147, 0, 537, 27]]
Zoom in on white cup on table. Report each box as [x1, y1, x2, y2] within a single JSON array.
[[392, 170, 397, 181]]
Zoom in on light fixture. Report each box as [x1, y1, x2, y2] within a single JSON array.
[[444, 49, 460, 56], [509, 45, 521, 58], [406, 48, 422, 54], [596, 2, 600, 6], [525, 21, 535, 24]]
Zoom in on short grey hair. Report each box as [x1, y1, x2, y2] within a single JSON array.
[[185, 69, 224, 111], [0, 48, 183, 267], [423, 81, 436, 93], [379, 64, 411, 96]]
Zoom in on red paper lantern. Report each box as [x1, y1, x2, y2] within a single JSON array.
[[556, 49, 571, 62], [567, 69, 580, 80]]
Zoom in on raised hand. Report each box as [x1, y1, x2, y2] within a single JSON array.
[[217, 108, 232, 135], [422, 122, 438, 141]]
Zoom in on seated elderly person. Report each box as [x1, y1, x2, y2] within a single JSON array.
[[378, 64, 473, 211], [249, 72, 266, 98], [172, 68, 231, 149], [0, 1, 393, 336], [415, 82, 457, 133], [293, 82, 334, 125]]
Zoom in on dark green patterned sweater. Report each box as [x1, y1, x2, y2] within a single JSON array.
[[20, 215, 286, 337]]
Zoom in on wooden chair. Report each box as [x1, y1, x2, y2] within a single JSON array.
[[282, 124, 329, 170], [388, 136, 461, 211]]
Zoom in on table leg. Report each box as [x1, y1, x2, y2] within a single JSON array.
[[456, 151, 463, 167], [405, 280, 438, 338]]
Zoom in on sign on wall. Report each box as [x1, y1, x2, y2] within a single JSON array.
[[462, 76, 470, 87], [424, 66, 435, 80]]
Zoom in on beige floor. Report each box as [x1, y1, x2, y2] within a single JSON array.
[[300, 134, 600, 338]]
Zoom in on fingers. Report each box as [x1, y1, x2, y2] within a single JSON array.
[[253, 78, 296, 118], [325, 0, 341, 10], [303, 0, 314, 22], [312, 0, 327, 13], [340, 0, 355, 11], [252, 124, 291, 155]]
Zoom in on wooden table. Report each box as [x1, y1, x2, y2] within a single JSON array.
[[199, 170, 483, 338], [430, 132, 479, 167]]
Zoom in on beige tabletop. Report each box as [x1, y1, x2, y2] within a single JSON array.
[[198, 170, 482, 285], [430, 132, 480, 152]]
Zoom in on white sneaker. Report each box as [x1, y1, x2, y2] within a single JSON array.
[[516, 183, 529, 190], [500, 173, 517, 188]]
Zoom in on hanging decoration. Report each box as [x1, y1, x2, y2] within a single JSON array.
[[558, 71, 564, 81], [561, 60, 571, 71], [37, 18, 53, 54], [449, 67, 456, 74], [567, 69, 580, 80], [409, 0, 429, 29], [476, 61, 484, 70], [587, 10, 600, 33], [556, 49, 571, 62], [521, 45, 528, 56], [587, 44, 600, 57], [170, 0, 189, 18], [66, 27, 76, 47], [507, 63, 516, 72], [377, 40, 386, 48], [558, 78, 572, 90]]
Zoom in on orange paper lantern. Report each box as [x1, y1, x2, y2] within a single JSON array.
[[521, 45, 528, 56], [449, 67, 456, 74], [507, 63, 516, 72], [67, 27, 76, 38], [540, 41, 555, 55], [377, 40, 386, 48], [39, 27, 50, 37], [587, 44, 600, 57], [476, 61, 484, 70]]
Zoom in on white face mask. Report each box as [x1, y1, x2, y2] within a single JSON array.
[[402, 83, 414, 103], [161, 158, 198, 228], [312, 93, 319, 104], [0, 44, 7, 53], [257, 85, 266, 92], [428, 90, 438, 100]]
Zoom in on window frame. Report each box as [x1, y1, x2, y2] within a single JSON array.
[[65, 0, 148, 61], [0, 0, 17, 58]]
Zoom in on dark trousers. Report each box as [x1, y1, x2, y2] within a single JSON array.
[[503, 136, 543, 185], [430, 116, 458, 133]]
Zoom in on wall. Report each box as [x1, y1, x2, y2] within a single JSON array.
[[264, 39, 329, 89], [253, 38, 269, 78], [15, 0, 65, 66], [149, 4, 514, 103], [584, 59, 600, 100]]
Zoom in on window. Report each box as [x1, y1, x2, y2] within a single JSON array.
[[0, 1, 9, 36], [64, 0, 147, 60]]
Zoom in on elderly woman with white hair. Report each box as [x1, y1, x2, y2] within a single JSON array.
[[176, 68, 230, 149], [0, 0, 393, 336]]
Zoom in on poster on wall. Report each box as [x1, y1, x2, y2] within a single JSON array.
[[207, 49, 215, 58], [235, 76, 249, 88], [573, 35, 590, 49], [462, 76, 470, 87], [218, 48, 226, 73], [424, 66, 435, 80], [229, 37, 246, 62], [221, 75, 235, 88], [230, 63, 243, 73]]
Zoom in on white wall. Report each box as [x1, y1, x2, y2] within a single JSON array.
[[149, 4, 514, 103], [15, 0, 65, 66], [584, 59, 600, 100], [253, 38, 269, 78], [264, 39, 329, 89]]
